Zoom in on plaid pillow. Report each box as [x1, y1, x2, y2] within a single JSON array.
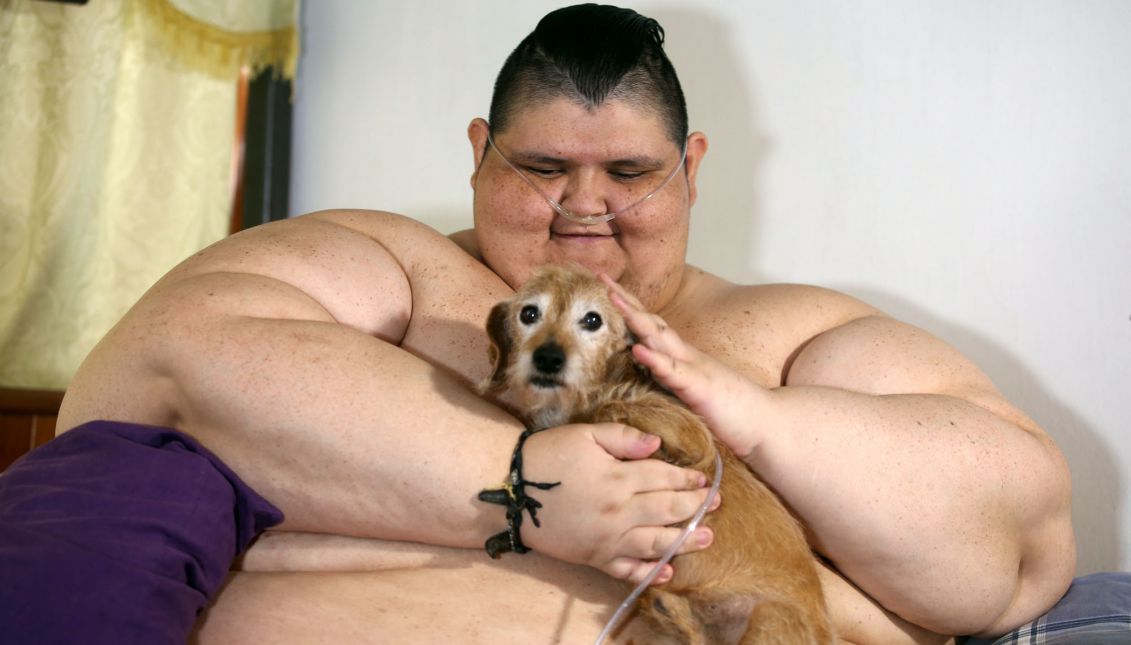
[[965, 572, 1131, 644]]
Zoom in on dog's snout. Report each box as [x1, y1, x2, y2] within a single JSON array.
[[532, 342, 566, 374]]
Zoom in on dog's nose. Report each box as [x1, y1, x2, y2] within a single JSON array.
[[532, 342, 566, 374]]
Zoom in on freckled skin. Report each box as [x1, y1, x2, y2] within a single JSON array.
[[467, 99, 703, 313], [59, 95, 1073, 644]]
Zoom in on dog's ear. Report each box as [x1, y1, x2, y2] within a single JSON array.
[[626, 329, 640, 348], [606, 337, 653, 388], [482, 301, 512, 393]]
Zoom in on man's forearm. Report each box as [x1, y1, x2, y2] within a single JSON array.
[[126, 278, 522, 547], [750, 385, 1073, 635], [185, 322, 521, 545]]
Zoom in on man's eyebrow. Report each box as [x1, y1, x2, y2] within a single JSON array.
[[508, 152, 569, 165], [508, 151, 667, 168], [606, 156, 666, 169]]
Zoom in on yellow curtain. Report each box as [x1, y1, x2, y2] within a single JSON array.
[[0, 0, 299, 390]]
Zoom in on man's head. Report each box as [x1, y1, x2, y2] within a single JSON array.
[[488, 4, 688, 146], [466, 4, 708, 312]]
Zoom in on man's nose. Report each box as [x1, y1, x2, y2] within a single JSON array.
[[532, 341, 566, 374], [558, 169, 611, 219]]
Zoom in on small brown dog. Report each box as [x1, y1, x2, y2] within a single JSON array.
[[482, 265, 833, 645]]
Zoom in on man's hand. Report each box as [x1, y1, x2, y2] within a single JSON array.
[[517, 422, 717, 585], [601, 274, 768, 464]]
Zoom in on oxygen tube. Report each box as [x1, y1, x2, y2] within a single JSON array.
[[593, 451, 724, 644]]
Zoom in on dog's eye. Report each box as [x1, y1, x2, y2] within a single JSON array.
[[580, 311, 603, 331], [520, 305, 540, 325]]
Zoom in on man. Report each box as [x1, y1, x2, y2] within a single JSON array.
[[53, 5, 1073, 643]]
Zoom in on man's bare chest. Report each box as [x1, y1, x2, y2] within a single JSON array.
[[399, 273, 786, 393], [398, 264, 513, 388], [664, 314, 784, 389]]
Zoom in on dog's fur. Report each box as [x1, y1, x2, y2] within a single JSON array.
[[482, 265, 834, 645]]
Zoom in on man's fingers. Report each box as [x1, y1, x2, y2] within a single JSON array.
[[629, 487, 721, 526], [632, 342, 679, 380], [628, 525, 714, 560], [630, 561, 673, 586], [607, 558, 673, 586], [622, 457, 710, 493], [612, 293, 694, 364], [589, 422, 661, 460], [598, 273, 645, 309], [587, 425, 710, 491], [598, 275, 663, 335], [610, 292, 665, 342], [606, 524, 716, 584]]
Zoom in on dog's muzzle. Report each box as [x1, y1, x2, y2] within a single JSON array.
[[531, 341, 565, 388]]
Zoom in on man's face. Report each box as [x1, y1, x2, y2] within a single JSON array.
[[468, 98, 705, 311]]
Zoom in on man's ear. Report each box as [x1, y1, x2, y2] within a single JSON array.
[[482, 301, 512, 393], [468, 118, 491, 189], [683, 131, 709, 207]]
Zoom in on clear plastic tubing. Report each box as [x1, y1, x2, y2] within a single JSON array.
[[485, 131, 688, 226], [593, 451, 724, 645]]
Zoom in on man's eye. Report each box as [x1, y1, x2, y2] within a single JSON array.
[[526, 167, 563, 178], [520, 305, 540, 325], [580, 311, 603, 331], [610, 171, 646, 181]]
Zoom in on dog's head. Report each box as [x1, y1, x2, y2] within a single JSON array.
[[482, 265, 645, 428]]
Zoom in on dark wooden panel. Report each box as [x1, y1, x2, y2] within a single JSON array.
[[0, 388, 64, 471], [1, 413, 34, 471], [34, 415, 58, 448], [0, 388, 64, 414]]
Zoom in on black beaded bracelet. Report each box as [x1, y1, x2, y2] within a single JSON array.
[[477, 427, 561, 558]]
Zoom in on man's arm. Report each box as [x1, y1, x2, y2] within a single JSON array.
[[59, 211, 712, 582], [767, 313, 1074, 636], [607, 279, 1075, 637], [60, 213, 516, 543]]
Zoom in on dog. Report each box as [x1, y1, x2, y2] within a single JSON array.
[[482, 264, 834, 645]]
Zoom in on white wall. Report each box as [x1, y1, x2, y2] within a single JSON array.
[[291, 1, 1131, 575]]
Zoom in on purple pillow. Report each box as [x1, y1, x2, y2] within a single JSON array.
[[0, 420, 283, 644]]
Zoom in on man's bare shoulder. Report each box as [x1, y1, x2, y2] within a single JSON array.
[[169, 209, 464, 283], [670, 269, 881, 386], [59, 210, 504, 430], [153, 210, 496, 330]]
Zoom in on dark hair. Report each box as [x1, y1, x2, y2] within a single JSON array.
[[488, 4, 688, 144]]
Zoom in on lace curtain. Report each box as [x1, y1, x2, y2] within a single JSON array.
[[0, 0, 298, 390]]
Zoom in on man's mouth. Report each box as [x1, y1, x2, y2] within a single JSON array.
[[552, 232, 614, 239], [551, 225, 617, 238]]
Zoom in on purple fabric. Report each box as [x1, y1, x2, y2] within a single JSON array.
[[0, 420, 283, 644]]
